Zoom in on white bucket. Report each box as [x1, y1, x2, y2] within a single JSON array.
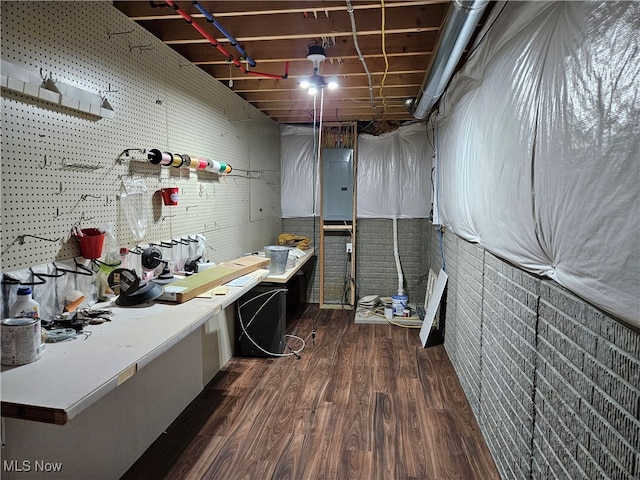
[[391, 294, 408, 316], [264, 246, 290, 275], [1, 318, 42, 366]]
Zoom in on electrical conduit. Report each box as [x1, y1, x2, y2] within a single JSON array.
[[165, 0, 288, 80]]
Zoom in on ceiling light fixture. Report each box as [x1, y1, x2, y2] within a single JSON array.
[[299, 45, 338, 95]]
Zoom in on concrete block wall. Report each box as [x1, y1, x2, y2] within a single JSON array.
[[355, 218, 429, 305], [435, 227, 640, 480], [282, 217, 430, 306], [482, 252, 538, 480], [534, 282, 640, 480]]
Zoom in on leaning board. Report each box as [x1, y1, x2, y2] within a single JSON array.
[[158, 255, 270, 303]]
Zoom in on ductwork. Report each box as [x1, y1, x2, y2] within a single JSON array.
[[409, 0, 489, 119]]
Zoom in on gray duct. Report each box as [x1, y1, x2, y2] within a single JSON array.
[[409, 0, 489, 119]]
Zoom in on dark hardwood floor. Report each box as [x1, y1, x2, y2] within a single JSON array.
[[121, 304, 500, 480]]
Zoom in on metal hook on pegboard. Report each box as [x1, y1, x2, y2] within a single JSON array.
[[12, 233, 61, 246], [107, 30, 134, 40], [2, 233, 60, 254], [61, 157, 103, 171], [39, 155, 52, 169], [129, 44, 153, 53]]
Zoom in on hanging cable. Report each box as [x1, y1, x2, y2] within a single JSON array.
[[345, 0, 376, 114], [379, 0, 390, 116]]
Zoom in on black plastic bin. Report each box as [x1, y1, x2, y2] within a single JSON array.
[[235, 284, 286, 357]]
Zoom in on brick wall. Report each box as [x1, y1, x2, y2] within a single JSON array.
[[282, 217, 430, 306], [434, 228, 640, 480]]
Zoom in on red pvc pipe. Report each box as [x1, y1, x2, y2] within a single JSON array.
[[165, 0, 287, 79]]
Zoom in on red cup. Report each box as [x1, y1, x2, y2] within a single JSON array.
[[161, 187, 179, 206], [76, 228, 105, 259]]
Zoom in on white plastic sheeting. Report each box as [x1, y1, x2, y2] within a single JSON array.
[[357, 123, 432, 218], [281, 123, 433, 219], [435, 1, 640, 327], [281, 125, 319, 217]]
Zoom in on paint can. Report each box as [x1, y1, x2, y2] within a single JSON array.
[[391, 294, 408, 316], [1, 318, 42, 366]]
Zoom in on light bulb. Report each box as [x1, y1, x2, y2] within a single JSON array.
[[327, 77, 339, 90], [308, 85, 318, 95], [299, 79, 310, 89]]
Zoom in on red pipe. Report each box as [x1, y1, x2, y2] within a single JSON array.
[[165, 0, 287, 79]]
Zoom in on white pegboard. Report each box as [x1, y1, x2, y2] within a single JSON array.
[[1, 1, 282, 272]]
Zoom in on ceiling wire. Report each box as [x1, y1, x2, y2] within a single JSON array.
[[345, 0, 376, 114], [379, 0, 390, 117]]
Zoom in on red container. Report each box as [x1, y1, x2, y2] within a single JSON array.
[[161, 187, 179, 206], [76, 228, 105, 259]]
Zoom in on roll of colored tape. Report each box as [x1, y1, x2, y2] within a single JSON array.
[[198, 158, 208, 169], [148, 149, 162, 165], [218, 162, 227, 173], [225, 165, 232, 174], [160, 152, 173, 166], [209, 160, 221, 172], [188, 155, 200, 168], [181, 154, 191, 167], [171, 153, 184, 168]]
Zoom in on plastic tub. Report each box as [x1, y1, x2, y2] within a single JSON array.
[[391, 294, 408, 316]]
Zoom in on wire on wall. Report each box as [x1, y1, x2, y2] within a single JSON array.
[[345, 0, 376, 114], [379, 0, 390, 116]]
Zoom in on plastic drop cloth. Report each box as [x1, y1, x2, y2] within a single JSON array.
[[281, 123, 433, 219], [434, 1, 640, 327], [281, 125, 320, 217]]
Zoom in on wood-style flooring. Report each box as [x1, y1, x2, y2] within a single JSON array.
[[121, 304, 500, 480]]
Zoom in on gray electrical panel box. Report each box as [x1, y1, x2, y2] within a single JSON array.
[[322, 148, 354, 220]]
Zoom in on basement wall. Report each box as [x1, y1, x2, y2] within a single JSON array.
[[282, 217, 430, 306], [431, 228, 640, 480]]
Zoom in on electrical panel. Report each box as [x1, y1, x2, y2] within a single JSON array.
[[321, 148, 354, 221]]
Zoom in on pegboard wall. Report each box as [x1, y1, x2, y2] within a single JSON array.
[[1, 1, 282, 272]]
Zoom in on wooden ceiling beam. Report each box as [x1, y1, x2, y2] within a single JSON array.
[[135, 4, 447, 42], [114, 1, 448, 21], [171, 30, 440, 62]]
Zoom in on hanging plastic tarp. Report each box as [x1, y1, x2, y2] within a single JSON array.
[[280, 125, 319, 217], [281, 123, 433, 219], [357, 123, 432, 218], [434, 1, 640, 327]]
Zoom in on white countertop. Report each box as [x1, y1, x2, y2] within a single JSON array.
[[262, 247, 315, 284], [0, 269, 269, 424]]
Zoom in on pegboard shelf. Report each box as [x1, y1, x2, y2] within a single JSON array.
[[1, 59, 114, 119]]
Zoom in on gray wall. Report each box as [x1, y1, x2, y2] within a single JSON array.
[[282, 217, 430, 306], [432, 228, 640, 480]]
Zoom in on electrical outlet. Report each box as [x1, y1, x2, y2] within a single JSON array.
[[346, 242, 352, 253]]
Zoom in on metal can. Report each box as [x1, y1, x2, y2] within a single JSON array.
[[1, 318, 42, 366]]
